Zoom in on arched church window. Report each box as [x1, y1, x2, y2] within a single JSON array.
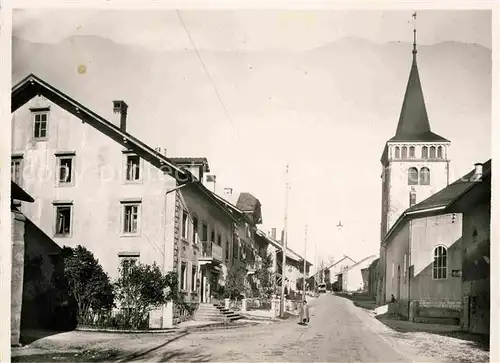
[[429, 146, 436, 158], [409, 146, 415, 158], [401, 146, 408, 159], [432, 246, 447, 279], [395, 146, 400, 159], [420, 167, 430, 185], [408, 167, 418, 185], [437, 146, 443, 159], [421, 146, 428, 159]]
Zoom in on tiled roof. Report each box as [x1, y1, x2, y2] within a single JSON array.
[[383, 159, 492, 245], [389, 54, 449, 143], [236, 192, 261, 212], [407, 159, 491, 214]]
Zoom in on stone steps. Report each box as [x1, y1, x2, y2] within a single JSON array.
[[193, 303, 244, 322]]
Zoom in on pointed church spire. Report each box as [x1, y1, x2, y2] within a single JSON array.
[[389, 12, 449, 142]]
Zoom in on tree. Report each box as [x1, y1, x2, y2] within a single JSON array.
[[224, 264, 247, 299], [114, 259, 178, 329], [254, 252, 274, 298], [63, 246, 114, 325]]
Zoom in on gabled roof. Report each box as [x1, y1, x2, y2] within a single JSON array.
[[260, 230, 313, 266], [12, 74, 191, 183], [12, 74, 245, 225], [389, 54, 449, 143], [326, 255, 357, 270], [336, 255, 377, 276], [382, 159, 492, 246]]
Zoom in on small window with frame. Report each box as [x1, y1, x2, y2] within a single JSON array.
[[121, 201, 141, 235], [123, 151, 142, 182], [56, 153, 75, 186], [54, 202, 73, 237], [33, 110, 49, 140], [11, 156, 23, 185]]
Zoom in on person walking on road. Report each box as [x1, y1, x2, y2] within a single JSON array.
[[298, 300, 310, 325]]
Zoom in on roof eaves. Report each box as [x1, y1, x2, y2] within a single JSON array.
[[12, 74, 189, 182]]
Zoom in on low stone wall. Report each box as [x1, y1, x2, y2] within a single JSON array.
[[418, 299, 462, 311]]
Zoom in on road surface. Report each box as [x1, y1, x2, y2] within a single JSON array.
[[115, 294, 412, 362]]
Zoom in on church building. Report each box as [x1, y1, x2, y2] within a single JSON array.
[[376, 24, 463, 318]]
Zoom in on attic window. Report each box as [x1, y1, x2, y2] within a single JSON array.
[[437, 146, 443, 159], [409, 146, 415, 158], [429, 146, 436, 159], [401, 146, 408, 159], [33, 111, 49, 139]]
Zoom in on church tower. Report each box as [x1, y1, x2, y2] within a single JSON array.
[[380, 15, 451, 241]]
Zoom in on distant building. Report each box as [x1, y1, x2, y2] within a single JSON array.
[[336, 255, 378, 293]]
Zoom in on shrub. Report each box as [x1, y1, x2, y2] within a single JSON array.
[[114, 259, 179, 330], [62, 246, 115, 326]]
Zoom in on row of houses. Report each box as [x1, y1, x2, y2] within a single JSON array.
[[9, 74, 312, 345]]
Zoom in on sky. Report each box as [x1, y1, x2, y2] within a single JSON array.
[[12, 9, 492, 270]]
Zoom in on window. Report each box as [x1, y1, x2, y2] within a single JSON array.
[[192, 216, 199, 244], [118, 253, 139, 275], [408, 167, 418, 185], [202, 222, 208, 241], [409, 190, 417, 207], [122, 202, 140, 234], [420, 167, 430, 185], [210, 228, 215, 243], [191, 266, 197, 292], [57, 155, 74, 185], [394, 146, 400, 159], [33, 112, 48, 139], [437, 146, 443, 159], [182, 211, 189, 240], [433, 246, 447, 279], [180, 262, 187, 290], [246, 225, 252, 239], [392, 261, 394, 278], [403, 254, 407, 282], [429, 146, 436, 159], [421, 146, 428, 159], [225, 239, 230, 261], [54, 203, 72, 236], [472, 229, 478, 244], [409, 146, 415, 158], [125, 154, 141, 181], [217, 233, 222, 246], [11, 156, 23, 185], [401, 146, 408, 159]]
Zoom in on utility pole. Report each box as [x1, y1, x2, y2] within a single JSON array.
[[302, 224, 308, 302], [280, 164, 290, 318]]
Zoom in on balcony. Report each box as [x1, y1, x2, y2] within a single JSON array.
[[199, 241, 223, 263]]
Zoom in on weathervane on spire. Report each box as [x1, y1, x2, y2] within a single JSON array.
[[412, 12, 417, 55]]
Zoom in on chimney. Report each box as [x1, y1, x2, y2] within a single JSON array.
[[280, 229, 284, 243], [205, 174, 216, 192], [271, 228, 276, 240], [471, 163, 483, 182], [113, 101, 128, 132], [224, 188, 233, 197]]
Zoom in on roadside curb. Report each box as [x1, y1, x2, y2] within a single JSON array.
[[184, 321, 259, 333], [76, 327, 181, 334]]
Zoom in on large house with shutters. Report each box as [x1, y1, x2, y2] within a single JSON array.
[[10, 74, 250, 328]]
